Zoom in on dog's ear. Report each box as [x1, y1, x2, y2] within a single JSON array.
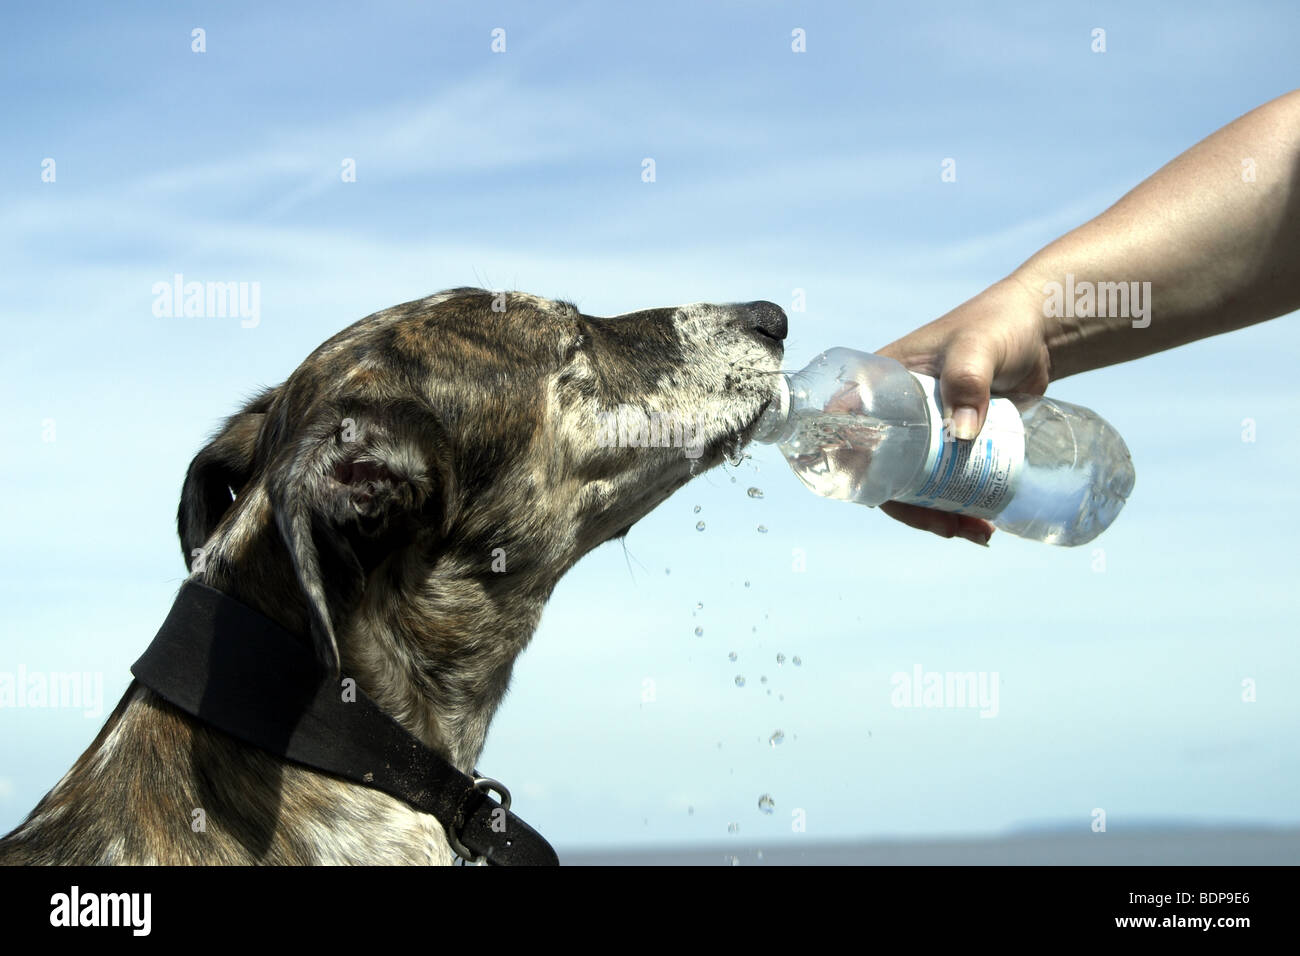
[[268, 407, 445, 675], [178, 388, 278, 566]]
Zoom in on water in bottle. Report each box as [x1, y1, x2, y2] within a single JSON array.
[[751, 347, 1135, 545]]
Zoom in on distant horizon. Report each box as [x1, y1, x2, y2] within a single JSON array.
[[558, 824, 1300, 865], [555, 818, 1300, 852]]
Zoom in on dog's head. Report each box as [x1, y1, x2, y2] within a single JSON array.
[[178, 289, 786, 679]]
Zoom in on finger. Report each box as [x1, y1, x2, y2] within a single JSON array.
[[876, 327, 944, 376], [880, 500, 994, 546], [823, 382, 864, 413], [939, 329, 1002, 440]]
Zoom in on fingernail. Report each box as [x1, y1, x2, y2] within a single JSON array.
[[951, 406, 979, 440], [961, 529, 991, 547]]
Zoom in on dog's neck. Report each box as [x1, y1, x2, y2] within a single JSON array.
[[198, 492, 544, 773]]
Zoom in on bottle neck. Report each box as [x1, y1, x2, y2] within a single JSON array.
[[751, 374, 792, 443]]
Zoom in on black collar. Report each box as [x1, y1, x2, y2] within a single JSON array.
[[131, 580, 559, 866]]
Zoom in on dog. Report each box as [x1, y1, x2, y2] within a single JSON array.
[[0, 288, 787, 864]]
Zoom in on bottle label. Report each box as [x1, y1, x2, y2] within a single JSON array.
[[898, 373, 1023, 520]]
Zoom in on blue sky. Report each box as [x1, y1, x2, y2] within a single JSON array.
[[2, 1, 1298, 853]]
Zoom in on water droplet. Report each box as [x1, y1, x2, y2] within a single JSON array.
[[758, 794, 775, 814], [728, 651, 737, 662], [757, 525, 768, 534], [726, 854, 740, 865], [727, 822, 740, 834], [664, 568, 671, 575], [688, 806, 694, 816], [792, 656, 802, 666], [760, 675, 768, 684], [776, 653, 785, 664], [778, 694, 784, 702], [695, 521, 705, 531], [695, 601, 703, 610], [730, 476, 737, 484], [769, 730, 784, 747], [734, 675, 746, 687], [694, 626, 703, 637], [743, 580, 751, 588], [693, 504, 701, 513], [747, 487, 764, 499]]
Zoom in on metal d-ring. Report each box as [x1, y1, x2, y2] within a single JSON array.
[[450, 775, 512, 865]]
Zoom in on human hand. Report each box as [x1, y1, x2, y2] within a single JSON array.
[[874, 275, 1052, 545]]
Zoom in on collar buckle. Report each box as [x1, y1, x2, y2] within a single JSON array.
[[450, 774, 511, 865]]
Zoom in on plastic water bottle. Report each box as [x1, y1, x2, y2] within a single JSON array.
[[752, 347, 1135, 545]]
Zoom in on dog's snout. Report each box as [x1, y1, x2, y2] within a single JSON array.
[[743, 301, 788, 342]]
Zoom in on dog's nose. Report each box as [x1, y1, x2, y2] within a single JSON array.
[[743, 301, 788, 342]]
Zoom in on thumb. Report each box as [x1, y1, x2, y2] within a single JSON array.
[[939, 331, 1000, 440]]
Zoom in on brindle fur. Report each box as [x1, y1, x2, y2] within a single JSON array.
[[0, 289, 784, 864]]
